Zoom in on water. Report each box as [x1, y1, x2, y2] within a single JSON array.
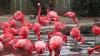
[[0, 34, 98, 56]]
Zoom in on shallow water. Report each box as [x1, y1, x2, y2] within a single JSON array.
[[0, 34, 99, 56]]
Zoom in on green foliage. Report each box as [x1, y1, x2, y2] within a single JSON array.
[[72, 0, 100, 17]]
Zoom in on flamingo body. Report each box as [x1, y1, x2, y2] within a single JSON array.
[[34, 41, 46, 54]]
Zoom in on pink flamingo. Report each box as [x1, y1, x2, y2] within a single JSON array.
[[13, 11, 24, 23], [21, 20, 33, 30], [0, 32, 15, 44], [1, 22, 10, 29], [70, 27, 85, 46], [37, 3, 50, 26], [92, 24, 100, 44], [48, 31, 67, 43], [32, 23, 41, 40], [88, 45, 100, 56], [34, 41, 47, 55], [48, 36, 64, 56], [54, 21, 66, 32], [47, 11, 59, 22], [19, 26, 29, 39], [76, 35, 85, 44], [65, 12, 79, 27], [3, 28, 18, 35], [0, 41, 3, 52], [70, 27, 81, 38], [8, 18, 17, 29], [12, 39, 34, 56]]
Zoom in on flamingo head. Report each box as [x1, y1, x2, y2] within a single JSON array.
[[13, 11, 24, 21], [88, 47, 94, 55]]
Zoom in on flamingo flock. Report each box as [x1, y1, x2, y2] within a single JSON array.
[[0, 3, 99, 56]]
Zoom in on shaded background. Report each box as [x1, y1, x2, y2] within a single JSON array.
[[0, 0, 100, 17]]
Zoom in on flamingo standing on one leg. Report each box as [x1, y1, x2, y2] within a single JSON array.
[[70, 27, 85, 44]]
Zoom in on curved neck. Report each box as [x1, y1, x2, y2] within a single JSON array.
[[38, 5, 41, 19]]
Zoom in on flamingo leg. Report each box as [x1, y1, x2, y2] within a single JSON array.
[[94, 35, 97, 46], [95, 36, 96, 46], [49, 22, 52, 32]]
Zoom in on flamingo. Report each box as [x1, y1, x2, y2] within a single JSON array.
[[26, 22, 33, 30], [48, 31, 67, 43], [34, 41, 47, 54], [48, 31, 63, 39], [0, 41, 3, 52], [92, 24, 100, 44], [19, 26, 29, 39], [21, 20, 33, 30], [37, 3, 50, 26], [8, 18, 17, 29], [0, 32, 15, 44], [13, 11, 24, 23], [1, 22, 10, 29], [32, 23, 41, 40], [12, 39, 34, 56], [80, 36, 85, 44], [47, 10, 60, 32], [88, 45, 100, 56], [65, 11, 79, 27], [47, 11, 59, 22], [3, 28, 19, 35], [54, 22, 66, 32], [5, 39, 17, 48], [76, 35, 85, 44], [70, 27, 80, 38], [48, 36, 64, 56], [70, 27, 85, 44]]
